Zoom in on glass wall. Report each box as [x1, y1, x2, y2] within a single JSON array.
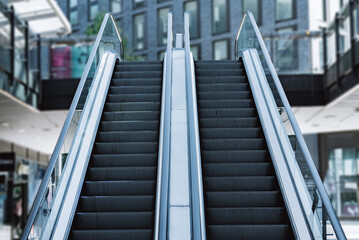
[[88, 0, 99, 21], [243, 0, 260, 25], [275, 26, 298, 72], [276, 0, 294, 21], [213, 39, 228, 60], [110, 0, 122, 14], [326, 148, 359, 218], [184, 1, 199, 39], [212, 0, 228, 34], [68, 0, 78, 26], [158, 7, 169, 45], [133, 13, 145, 50]]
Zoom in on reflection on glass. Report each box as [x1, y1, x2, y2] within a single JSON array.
[[212, 0, 228, 34], [275, 27, 298, 71], [191, 45, 199, 60], [158, 50, 165, 60], [111, 0, 122, 14], [185, 1, 199, 39], [326, 148, 359, 218], [276, 0, 293, 21], [133, 0, 145, 9], [69, 0, 78, 25], [243, 0, 260, 24], [158, 8, 169, 45], [88, 0, 99, 21], [134, 14, 145, 50], [213, 39, 228, 60]]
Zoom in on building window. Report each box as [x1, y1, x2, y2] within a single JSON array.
[[133, 0, 145, 9], [326, 148, 359, 218], [68, 0, 78, 26], [212, 0, 228, 34], [276, 0, 294, 21], [110, 0, 122, 14], [88, 0, 99, 21], [275, 26, 298, 71], [133, 13, 146, 50], [191, 45, 200, 60], [158, 7, 170, 45], [184, 1, 199, 39], [213, 39, 229, 60], [243, 0, 261, 25]]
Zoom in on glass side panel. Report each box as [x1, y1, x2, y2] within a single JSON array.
[[236, 12, 343, 239], [27, 14, 123, 239]]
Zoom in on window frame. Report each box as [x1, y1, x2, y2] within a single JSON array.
[[184, 0, 201, 39], [275, 0, 296, 22], [133, 12, 147, 51], [242, 0, 261, 26], [110, 0, 122, 15], [157, 6, 172, 46], [68, 0, 78, 26], [88, 0, 99, 22], [212, 38, 230, 60], [211, 0, 230, 35]]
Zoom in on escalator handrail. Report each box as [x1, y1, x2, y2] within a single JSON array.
[[21, 13, 123, 240], [235, 11, 346, 240], [153, 12, 173, 240], [184, 12, 206, 240]]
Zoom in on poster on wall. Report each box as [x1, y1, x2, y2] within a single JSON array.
[[51, 47, 71, 79]]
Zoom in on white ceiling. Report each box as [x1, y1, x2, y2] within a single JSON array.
[[7, 0, 71, 37], [0, 90, 67, 154], [293, 84, 359, 134]]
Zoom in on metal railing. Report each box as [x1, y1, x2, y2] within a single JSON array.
[[184, 12, 206, 240], [235, 11, 347, 240], [20, 13, 123, 240], [153, 12, 172, 240]]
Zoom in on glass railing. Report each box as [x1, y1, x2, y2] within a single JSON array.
[[235, 11, 347, 240], [262, 31, 324, 74], [0, 2, 40, 108], [21, 13, 123, 240]]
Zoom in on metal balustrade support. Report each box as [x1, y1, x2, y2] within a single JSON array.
[[322, 28, 329, 102], [350, 0, 357, 74], [25, 21, 30, 97], [10, 6, 15, 87], [37, 34, 41, 107], [335, 13, 341, 87], [323, 208, 327, 240]]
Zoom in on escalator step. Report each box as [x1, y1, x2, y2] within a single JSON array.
[[71, 229, 152, 240], [78, 195, 155, 212], [196, 76, 247, 84], [87, 167, 156, 181], [202, 163, 273, 176], [197, 83, 249, 92], [201, 150, 269, 163], [206, 207, 288, 225], [204, 176, 277, 191], [107, 93, 161, 102], [91, 154, 157, 167], [200, 139, 266, 151], [200, 128, 262, 139], [195, 62, 242, 69], [105, 102, 160, 111], [196, 69, 245, 77], [205, 191, 283, 207], [198, 99, 254, 109], [102, 111, 160, 121], [109, 86, 161, 94], [206, 225, 293, 240], [199, 118, 260, 128], [93, 142, 158, 154], [83, 180, 155, 196], [72, 212, 154, 230], [197, 91, 251, 100], [99, 121, 159, 131], [198, 108, 257, 118], [115, 65, 162, 71], [111, 79, 161, 87], [97, 131, 158, 142], [113, 71, 162, 79]]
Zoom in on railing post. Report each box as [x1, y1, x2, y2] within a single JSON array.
[[37, 34, 41, 108], [322, 207, 327, 240], [350, 0, 357, 73], [322, 28, 328, 74], [10, 6, 15, 87], [25, 21, 30, 98], [335, 13, 341, 86]]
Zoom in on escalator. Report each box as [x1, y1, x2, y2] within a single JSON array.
[[69, 61, 163, 239], [195, 60, 295, 239]]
